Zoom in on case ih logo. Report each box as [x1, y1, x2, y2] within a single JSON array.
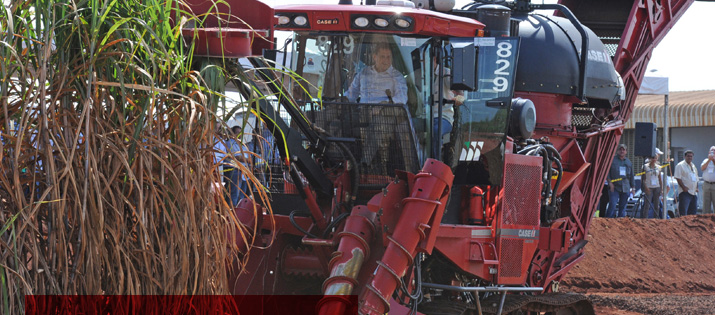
[[518, 229, 537, 238], [317, 18, 339, 25]]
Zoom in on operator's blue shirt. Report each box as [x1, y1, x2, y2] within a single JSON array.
[[346, 65, 407, 104]]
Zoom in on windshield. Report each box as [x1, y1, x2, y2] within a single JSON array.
[[454, 37, 520, 186], [286, 33, 520, 186], [290, 33, 428, 104], [289, 33, 434, 177]]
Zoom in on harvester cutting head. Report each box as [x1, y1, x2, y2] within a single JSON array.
[[220, 0, 639, 314]]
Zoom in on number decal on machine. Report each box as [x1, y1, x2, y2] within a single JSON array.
[[315, 35, 355, 55], [492, 41, 513, 92]]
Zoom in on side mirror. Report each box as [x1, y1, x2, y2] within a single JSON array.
[[450, 40, 476, 91]]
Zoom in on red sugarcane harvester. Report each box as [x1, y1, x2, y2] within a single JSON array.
[[182, 0, 696, 313]]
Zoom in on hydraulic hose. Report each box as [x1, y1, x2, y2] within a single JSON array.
[[336, 141, 360, 210], [551, 158, 563, 207]]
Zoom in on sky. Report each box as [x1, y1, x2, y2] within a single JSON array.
[[260, 0, 715, 92]]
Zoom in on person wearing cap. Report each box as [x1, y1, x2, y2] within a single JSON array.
[[607, 144, 635, 217], [641, 148, 663, 218], [700, 146, 715, 214], [675, 149, 699, 216]]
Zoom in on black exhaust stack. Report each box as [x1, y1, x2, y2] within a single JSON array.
[[477, 4, 511, 37]]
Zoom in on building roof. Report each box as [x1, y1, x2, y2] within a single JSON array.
[[626, 90, 715, 128]]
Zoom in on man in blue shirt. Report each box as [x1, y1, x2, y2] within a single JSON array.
[[346, 43, 407, 104], [225, 126, 251, 206], [606, 144, 635, 217], [345, 42, 416, 173]]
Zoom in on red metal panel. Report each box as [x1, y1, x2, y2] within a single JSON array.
[[433, 225, 496, 280], [502, 154, 542, 226], [274, 4, 484, 37], [181, 0, 274, 57], [496, 153, 542, 284]]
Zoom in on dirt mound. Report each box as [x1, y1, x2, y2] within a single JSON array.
[[561, 214, 715, 293], [560, 215, 715, 314], [586, 293, 715, 315]]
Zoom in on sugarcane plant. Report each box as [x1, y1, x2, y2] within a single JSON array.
[[0, 0, 273, 313]]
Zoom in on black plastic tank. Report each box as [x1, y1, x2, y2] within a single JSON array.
[[514, 14, 623, 107]]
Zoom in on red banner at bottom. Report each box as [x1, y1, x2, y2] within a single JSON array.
[[25, 295, 359, 314]]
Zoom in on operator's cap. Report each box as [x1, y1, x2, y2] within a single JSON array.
[[655, 147, 663, 155]]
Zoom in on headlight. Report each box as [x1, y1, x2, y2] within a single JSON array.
[[294, 16, 308, 26], [395, 18, 411, 28], [277, 16, 291, 25], [374, 18, 389, 28], [354, 17, 369, 28]]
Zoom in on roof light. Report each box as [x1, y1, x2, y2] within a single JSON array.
[[374, 18, 389, 28], [395, 18, 411, 28], [376, 0, 415, 8], [277, 16, 291, 25], [294, 16, 308, 26], [354, 17, 369, 28]]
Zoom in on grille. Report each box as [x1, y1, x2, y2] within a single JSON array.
[[311, 102, 420, 185], [503, 163, 541, 226], [254, 164, 287, 194], [499, 238, 523, 278], [572, 107, 595, 128], [598, 36, 621, 58]]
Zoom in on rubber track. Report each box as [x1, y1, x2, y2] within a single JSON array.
[[418, 300, 470, 315], [480, 292, 594, 315]]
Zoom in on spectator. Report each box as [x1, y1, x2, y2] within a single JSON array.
[[432, 58, 465, 157], [641, 151, 663, 218], [213, 126, 228, 193], [606, 144, 635, 217], [252, 121, 280, 188], [225, 126, 251, 206], [675, 150, 699, 216], [701, 146, 715, 214], [598, 180, 609, 217]]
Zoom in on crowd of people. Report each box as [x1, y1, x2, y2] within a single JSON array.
[[600, 143, 715, 218]]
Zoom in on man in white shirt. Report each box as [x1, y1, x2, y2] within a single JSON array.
[[675, 150, 699, 216], [700, 146, 715, 214]]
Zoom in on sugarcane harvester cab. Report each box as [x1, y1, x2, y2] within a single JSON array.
[[223, 0, 635, 313]]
